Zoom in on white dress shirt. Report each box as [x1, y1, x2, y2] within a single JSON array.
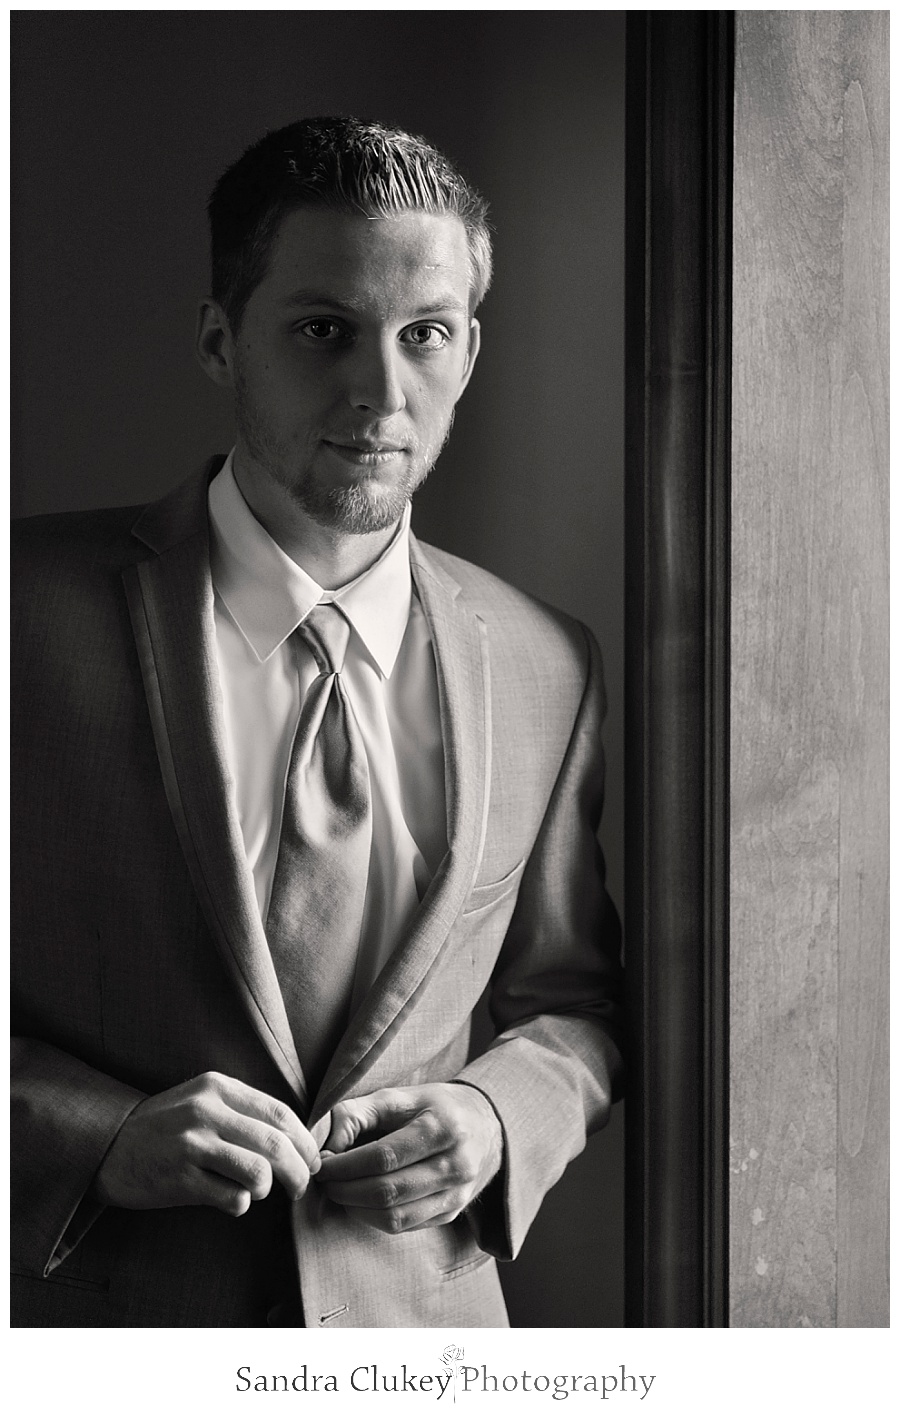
[[208, 454, 447, 1007]]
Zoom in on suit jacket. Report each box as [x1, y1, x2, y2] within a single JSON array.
[[11, 459, 622, 1328]]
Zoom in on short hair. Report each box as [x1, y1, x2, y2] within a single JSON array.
[[208, 116, 493, 330]]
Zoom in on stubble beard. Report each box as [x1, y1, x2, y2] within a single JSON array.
[[234, 377, 454, 536]]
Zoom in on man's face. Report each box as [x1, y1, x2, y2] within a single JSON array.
[[224, 206, 479, 535]]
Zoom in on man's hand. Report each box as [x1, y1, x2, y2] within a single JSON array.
[[92, 1072, 320, 1217], [316, 1083, 503, 1234]]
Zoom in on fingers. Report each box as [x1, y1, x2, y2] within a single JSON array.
[[319, 1136, 470, 1230], [92, 1071, 320, 1213], [218, 1119, 310, 1200], [209, 1075, 321, 1176], [186, 1166, 253, 1218], [210, 1105, 315, 1201], [315, 1083, 504, 1236], [339, 1190, 468, 1234], [323, 1091, 423, 1156], [322, 1147, 455, 1209], [320, 1098, 452, 1181], [186, 1075, 319, 1204]]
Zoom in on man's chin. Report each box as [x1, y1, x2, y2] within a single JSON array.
[[296, 479, 418, 536]]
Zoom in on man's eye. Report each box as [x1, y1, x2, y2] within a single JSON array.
[[298, 319, 344, 341], [403, 324, 448, 350]]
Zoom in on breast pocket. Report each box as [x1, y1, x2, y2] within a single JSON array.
[[461, 858, 526, 918]]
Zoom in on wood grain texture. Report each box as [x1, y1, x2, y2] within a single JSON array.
[[730, 12, 888, 1327]]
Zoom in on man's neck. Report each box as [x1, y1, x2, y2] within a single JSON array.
[[232, 455, 403, 590]]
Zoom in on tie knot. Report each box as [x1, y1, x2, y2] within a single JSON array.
[[298, 602, 351, 675]]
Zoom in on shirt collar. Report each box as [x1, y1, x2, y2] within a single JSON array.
[[208, 451, 413, 678]]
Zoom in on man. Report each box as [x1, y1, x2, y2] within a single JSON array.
[[12, 117, 622, 1327]]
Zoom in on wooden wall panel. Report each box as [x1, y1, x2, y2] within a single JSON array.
[[730, 11, 888, 1326]]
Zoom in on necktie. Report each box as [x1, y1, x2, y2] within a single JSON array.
[[265, 602, 372, 1094]]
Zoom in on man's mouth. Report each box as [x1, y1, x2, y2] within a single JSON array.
[[322, 439, 406, 464]]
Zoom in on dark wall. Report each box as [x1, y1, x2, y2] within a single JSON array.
[[11, 10, 625, 1326]]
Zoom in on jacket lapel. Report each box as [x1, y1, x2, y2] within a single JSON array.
[[122, 463, 308, 1108], [315, 534, 492, 1116], [121, 467, 490, 1119]]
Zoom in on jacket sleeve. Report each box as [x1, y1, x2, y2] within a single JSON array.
[[10, 1037, 146, 1276], [453, 623, 623, 1260]]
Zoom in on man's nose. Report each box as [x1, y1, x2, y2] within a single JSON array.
[[346, 338, 407, 417]]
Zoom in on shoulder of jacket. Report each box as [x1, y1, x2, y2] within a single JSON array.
[[12, 503, 148, 570]]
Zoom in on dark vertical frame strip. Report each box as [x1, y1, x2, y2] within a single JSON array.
[[624, 12, 733, 1327]]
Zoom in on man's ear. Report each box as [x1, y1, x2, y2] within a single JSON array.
[[195, 300, 236, 387], [456, 318, 481, 401]]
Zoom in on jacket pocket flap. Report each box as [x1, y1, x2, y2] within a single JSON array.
[[462, 858, 526, 916]]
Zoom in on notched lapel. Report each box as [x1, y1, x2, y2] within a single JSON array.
[[124, 467, 308, 1108], [315, 538, 492, 1116]]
